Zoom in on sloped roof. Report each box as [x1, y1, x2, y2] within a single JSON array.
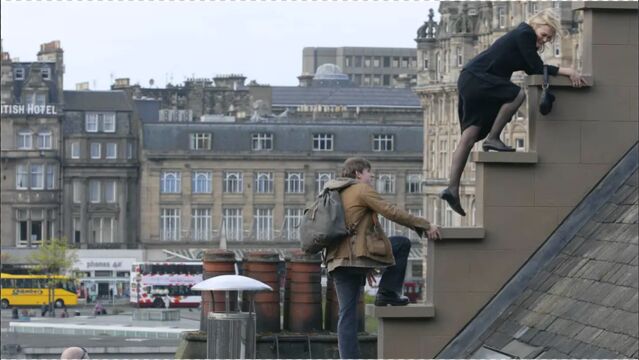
[[441, 144, 639, 359], [63, 90, 133, 111], [271, 86, 421, 108]]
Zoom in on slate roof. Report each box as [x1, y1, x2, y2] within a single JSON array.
[[271, 86, 421, 108], [63, 90, 133, 112], [447, 145, 639, 359], [143, 122, 423, 154]]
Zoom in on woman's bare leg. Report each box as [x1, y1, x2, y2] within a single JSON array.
[[485, 89, 526, 144]]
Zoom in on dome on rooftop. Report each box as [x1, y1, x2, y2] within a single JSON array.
[[313, 64, 349, 81]]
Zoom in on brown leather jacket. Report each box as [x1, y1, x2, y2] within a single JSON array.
[[325, 178, 431, 271]]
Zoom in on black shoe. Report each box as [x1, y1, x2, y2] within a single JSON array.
[[440, 188, 466, 217], [482, 139, 515, 152], [375, 291, 410, 306]]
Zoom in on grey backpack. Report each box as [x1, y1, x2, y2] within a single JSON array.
[[300, 185, 353, 255]]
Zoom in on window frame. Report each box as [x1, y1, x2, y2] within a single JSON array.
[[192, 171, 212, 194], [14, 67, 25, 80], [90, 143, 101, 159], [106, 143, 118, 159], [255, 172, 274, 193], [223, 171, 243, 193], [30, 164, 44, 190], [71, 142, 80, 159], [254, 208, 274, 241], [251, 133, 273, 151], [191, 208, 212, 241], [285, 172, 305, 193], [17, 131, 33, 150], [89, 180, 101, 203], [373, 134, 394, 152], [312, 133, 334, 152], [190, 133, 212, 151], [160, 171, 182, 194], [160, 208, 181, 241]]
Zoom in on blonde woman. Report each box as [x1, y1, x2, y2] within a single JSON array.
[[441, 9, 587, 216]]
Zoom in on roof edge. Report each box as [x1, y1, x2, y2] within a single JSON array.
[[438, 142, 639, 358]]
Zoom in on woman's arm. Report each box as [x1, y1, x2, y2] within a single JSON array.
[[557, 67, 587, 87]]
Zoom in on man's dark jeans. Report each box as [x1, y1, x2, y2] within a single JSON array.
[[330, 236, 412, 359], [378, 236, 411, 295], [331, 267, 366, 359]]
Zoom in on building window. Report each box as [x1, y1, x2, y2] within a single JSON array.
[[284, 208, 304, 241], [528, 2, 539, 16], [380, 216, 397, 236], [285, 172, 304, 193], [373, 57, 381, 68], [383, 74, 391, 86], [14, 68, 25, 80], [160, 171, 181, 193], [497, 7, 506, 29], [41, 67, 51, 80], [192, 171, 212, 194], [89, 180, 100, 203], [17, 131, 33, 150], [127, 143, 133, 160], [383, 56, 391, 67], [515, 138, 525, 151], [254, 208, 273, 241], [90, 143, 101, 159], [406, 174, 422, 194], [345, 56, 352, 67], [71, 142, 80, 159], [15, 209, 54, 248], [424, 58, 429, 70], [190, 133, 211, 150], [86, 112, 116, 133], [91, 217, 115, 243], [439, 140, 448, 179], [222, 208, 243, 241], [105, 180, 117, 203], [373, 134, 394, 152], [364, 57, 371, 67], [313, 134, 334, 151], [16, 164, 28, 190], [73, 181, 81, 203], [36, 132, 52, 149], [86, 115, 98, 133], [252, 133, 273, 151], [354, 56, 362, 67], [223, 172, 243, 193], [316, 172, 334, 194], [103, 116, 115, 133], [106, 143, 117, 159], [192, 208, 211, 241], [30, 164, 44, 190], [456, 47, 463, 67], [160, 208, 181, 241], [24, 93, 46, 106], [376, 174, 395, 194], [46, 165, 55, 190], [255, 172, 273, 193]]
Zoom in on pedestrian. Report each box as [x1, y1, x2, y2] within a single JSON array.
[[60, 346, 89, 359], [440, 8, 587, 216], [325, 157, 441, 359]]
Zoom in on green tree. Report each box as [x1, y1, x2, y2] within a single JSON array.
[[29, 238, 78, 317]]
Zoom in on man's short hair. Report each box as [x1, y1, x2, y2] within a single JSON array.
[[341, 157, 371, 179]]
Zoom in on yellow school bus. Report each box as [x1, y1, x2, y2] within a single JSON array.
[[0, 273, 78, 309]]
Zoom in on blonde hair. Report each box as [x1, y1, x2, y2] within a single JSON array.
[[527, 8, 562, 53]]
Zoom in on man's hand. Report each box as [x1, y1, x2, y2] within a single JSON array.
[[426, 224, 441, 240]]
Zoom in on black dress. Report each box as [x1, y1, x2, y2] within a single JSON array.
[[458, 22, 559, 140]]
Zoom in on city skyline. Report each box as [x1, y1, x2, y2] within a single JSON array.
[[1, 0, 439, 90]]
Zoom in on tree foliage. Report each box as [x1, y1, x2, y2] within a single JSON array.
[[29, 238, 78, 316]]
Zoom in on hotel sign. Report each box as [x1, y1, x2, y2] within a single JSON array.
[[1, 104, 58, 116]]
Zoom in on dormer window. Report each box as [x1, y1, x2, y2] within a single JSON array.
[[14, 68, 25, 80], [41, 67, 51, 80]]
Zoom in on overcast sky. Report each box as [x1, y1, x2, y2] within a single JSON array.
[[2, 1, 440, 90]]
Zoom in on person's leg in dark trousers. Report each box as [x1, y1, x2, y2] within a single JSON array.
[[331, 267, 365, 359], [377, 236, 411, 302]]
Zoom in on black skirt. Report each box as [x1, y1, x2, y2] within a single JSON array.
[[457, 70, 521, 140]]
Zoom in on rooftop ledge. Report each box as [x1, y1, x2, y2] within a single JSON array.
[[372, 303, 435, 319], [472, 151, 538, 164], [571, 1, 638, 11], [440, 227, 485, 240], [527, 75, 593, 87]]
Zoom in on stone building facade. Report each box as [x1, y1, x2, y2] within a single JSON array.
[[415, 1, 582, 227], [0, 41, 65, 248], [61, 90, 140, 249], [302, 47, 419, 88]]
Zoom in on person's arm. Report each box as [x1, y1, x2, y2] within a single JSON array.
[[557, 67, 587, 87], [358, 185, 431, 231]]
